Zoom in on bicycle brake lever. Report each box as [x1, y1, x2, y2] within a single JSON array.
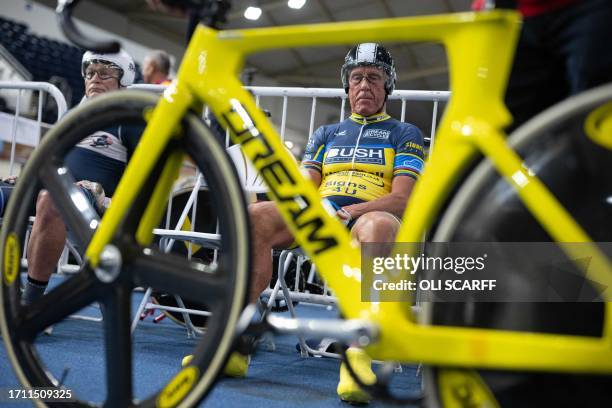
[[56, 0, 120, 53]]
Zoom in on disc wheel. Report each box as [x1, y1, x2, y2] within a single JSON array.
[[423, 84, 612, 407], [0, 90, 250, 407]]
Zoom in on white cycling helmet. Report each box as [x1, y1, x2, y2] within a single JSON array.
[[82, 49, 136, 87]]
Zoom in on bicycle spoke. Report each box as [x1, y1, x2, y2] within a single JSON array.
[[17, 270, 102, 340], [38, 163, 99, 248], [129, 249, 227, 308], [101, 285, 133, 407]]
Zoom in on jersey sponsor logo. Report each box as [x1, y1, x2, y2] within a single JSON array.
[[361, 172, 386, 187], [402, 156, 424, 172], [326, 146, 385, 165], [90, 134, 113, 148], [76, 131, 128, 163], [363, 129, 390, 140], [341, 170, 386, 187], [334, 130, 347, 136], [405, 141, 424, 153]]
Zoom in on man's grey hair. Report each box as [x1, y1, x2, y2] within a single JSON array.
[[147, 50, 172, 76]]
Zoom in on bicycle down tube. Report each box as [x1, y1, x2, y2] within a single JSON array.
[[85, 10, 612, 372]]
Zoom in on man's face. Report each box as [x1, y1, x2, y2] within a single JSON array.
[[347, 65, 387, 116], [84, 63, 120, 98]]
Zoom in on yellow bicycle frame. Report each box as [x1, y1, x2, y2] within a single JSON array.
[[86, 10, 612, 373]]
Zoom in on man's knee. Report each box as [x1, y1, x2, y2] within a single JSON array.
[[34, 191, 61, 223], [248, 201, 293, 248], [249, 201, 275, 233], [352, 211, 400, 242], [249, 201, 283, 232]]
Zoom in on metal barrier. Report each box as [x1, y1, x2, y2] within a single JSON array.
[[0, 81, 72, 276], [129, 84, 450, 147], [246, 86, 449, 146], [0, 81, 68, 175], [128, 84, 448, 340]]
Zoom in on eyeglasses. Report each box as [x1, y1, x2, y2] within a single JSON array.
[[349, 73, 384, 86], [84, 68, 120, 81]]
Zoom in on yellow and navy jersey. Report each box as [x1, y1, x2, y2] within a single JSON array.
[[302, 112, 424, 207]]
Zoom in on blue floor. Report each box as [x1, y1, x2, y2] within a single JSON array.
[[1, 276, 421, 407]]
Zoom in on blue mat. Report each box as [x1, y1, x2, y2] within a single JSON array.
[[1, 275, 421, 407]]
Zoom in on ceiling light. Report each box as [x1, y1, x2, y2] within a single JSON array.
[[244, 6, 262, 20], [288, 0, 306, 9]]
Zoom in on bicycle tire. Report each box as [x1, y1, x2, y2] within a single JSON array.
[[423, 83, 612, 407], [0, 90, 250, 408]]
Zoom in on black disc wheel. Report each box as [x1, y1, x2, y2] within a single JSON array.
[[423, 84, 612, 407], [0, 90, 250, 407]]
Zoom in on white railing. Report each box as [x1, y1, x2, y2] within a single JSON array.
[[247, 86, 449, 144], [129, 84, 450, 147], [0, 81, 68, 175]]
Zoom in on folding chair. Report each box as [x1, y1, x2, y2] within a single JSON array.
[[132, 144, 267, 336]]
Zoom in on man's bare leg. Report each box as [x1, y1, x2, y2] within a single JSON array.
[[248, 201, 294, 303], [22, 191, 67, 305], [188, 201, 296, 377], [338, 210, 401, 404]]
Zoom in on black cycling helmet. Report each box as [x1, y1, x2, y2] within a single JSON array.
[[341, 43, 396, 95]]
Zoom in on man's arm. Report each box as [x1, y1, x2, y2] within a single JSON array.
[[306, 169, 322, 188], [340, 176, 416, 220], [301, 125, 327, 189]]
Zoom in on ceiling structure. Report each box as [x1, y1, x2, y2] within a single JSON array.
[[40, 0, 471, 88], [33, 0, 472, 145]]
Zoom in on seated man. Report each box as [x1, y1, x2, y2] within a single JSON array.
[[249, 43, 425, 403], [21, 49, 140, 305], [142, 49, 172, 85]]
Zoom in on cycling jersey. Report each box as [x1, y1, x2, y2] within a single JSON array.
[[302, 112, 424, 208], [64, 124, 142, 196]]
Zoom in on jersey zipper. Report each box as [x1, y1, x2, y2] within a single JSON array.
[[344, 117, 367, 199]]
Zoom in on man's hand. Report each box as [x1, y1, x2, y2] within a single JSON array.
[[2, 175, 18, 185], [76, 180, 110, 213], [322, 198, 352, 226], [336, 207, 352, 225]]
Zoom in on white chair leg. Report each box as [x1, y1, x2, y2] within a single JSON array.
[[131, 287, 153, 334]]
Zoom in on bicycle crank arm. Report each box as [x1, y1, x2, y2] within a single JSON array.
[[266, 315, 379, 347], [235, 304, 379, 352]]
